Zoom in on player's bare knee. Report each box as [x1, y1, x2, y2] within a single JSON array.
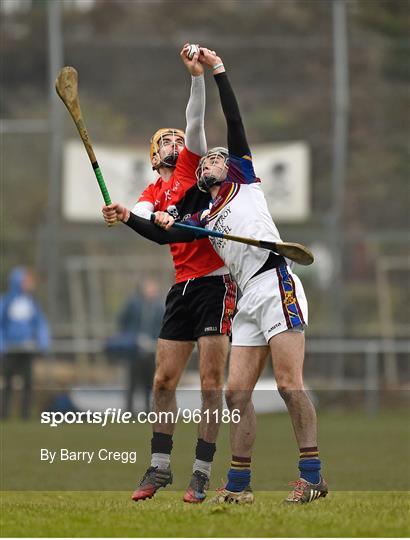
[[277, 379, 304, 402], [200, 367, 224, 392], [225, 387, 251, 413], [277, 384, 292, 403], [153, 372, 178, 393]]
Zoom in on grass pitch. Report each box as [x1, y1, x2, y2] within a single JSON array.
[[1, 409, 409, 536], [1, 491, 409, 537]]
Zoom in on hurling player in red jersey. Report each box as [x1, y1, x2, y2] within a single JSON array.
[[102, 45, 237, 503]]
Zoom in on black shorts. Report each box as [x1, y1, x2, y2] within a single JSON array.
[[159, 275, 237, 341]]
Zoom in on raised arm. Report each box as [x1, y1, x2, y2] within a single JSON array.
[[200, 48, 250, 158], [180, 44, 207, 156]]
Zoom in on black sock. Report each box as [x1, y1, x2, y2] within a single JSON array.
[[195, 438, 216, 462], [151, 432, 173, 455]]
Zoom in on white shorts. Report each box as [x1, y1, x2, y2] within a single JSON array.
[[231, 264, 308, 347]]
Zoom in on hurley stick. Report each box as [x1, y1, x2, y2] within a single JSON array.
[[172, 222, 314, 266], [55, 66, 111, 205]]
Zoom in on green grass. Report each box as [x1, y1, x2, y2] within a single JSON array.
[[1, 409, 409, 536], [1, 491, 409, 537], [2, 410, 410, 491]]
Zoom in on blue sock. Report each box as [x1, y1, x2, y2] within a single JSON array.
[[299, 458, 321, 484], [226, 468, 251, 492], [225, 456, 251, 492]]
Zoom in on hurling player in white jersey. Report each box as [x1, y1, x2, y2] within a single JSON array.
[[159, 48, 328, 505]]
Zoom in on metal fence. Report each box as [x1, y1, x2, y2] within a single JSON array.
[[43, 337, 410, 416]]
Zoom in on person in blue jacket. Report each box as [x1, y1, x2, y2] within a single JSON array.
[[0, 267, 50, 419]]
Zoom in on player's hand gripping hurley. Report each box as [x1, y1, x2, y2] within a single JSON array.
[[55, 66, 112, 206]]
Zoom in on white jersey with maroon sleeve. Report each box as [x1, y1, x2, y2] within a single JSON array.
[[187, 152, 308, 345]]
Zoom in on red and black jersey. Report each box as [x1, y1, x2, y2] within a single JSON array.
[[137, 147, 225, 283]]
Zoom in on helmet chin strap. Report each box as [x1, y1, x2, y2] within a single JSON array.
[[160, 152, 179, 168], [198, 174, 224, 193], [157, 131, 182, 169]]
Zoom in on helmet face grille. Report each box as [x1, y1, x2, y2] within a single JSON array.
[[150, 128, 185, 170], [196, 147, 229, 192]]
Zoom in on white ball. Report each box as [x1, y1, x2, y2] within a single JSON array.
[[187, 44, 199, 60]]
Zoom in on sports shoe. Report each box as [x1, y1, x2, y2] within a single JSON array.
[[285, 476, 328, 503], [183, 470, 210, 503], [209, 485, 254, 504], [131, 466, 173, 501]]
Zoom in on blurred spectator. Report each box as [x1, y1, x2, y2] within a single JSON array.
[[106, 277, 164, 413], [0, 267, 50, 419]]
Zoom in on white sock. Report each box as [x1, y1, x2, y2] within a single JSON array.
[[151, 453, 171, 470], [193, 459, 212, 478]]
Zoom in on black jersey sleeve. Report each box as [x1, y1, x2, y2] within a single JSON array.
[[214, 72, 250, 157], [125, 212, 197, 245]]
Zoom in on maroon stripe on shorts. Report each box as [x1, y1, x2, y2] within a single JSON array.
[[276, 267, 291, 329], [221, 275, 237, 335]]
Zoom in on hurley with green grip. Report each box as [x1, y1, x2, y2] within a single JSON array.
[[55, 66, 111, 205]]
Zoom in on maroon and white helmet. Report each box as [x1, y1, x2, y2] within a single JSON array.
[[196, 147, 229, 193]]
